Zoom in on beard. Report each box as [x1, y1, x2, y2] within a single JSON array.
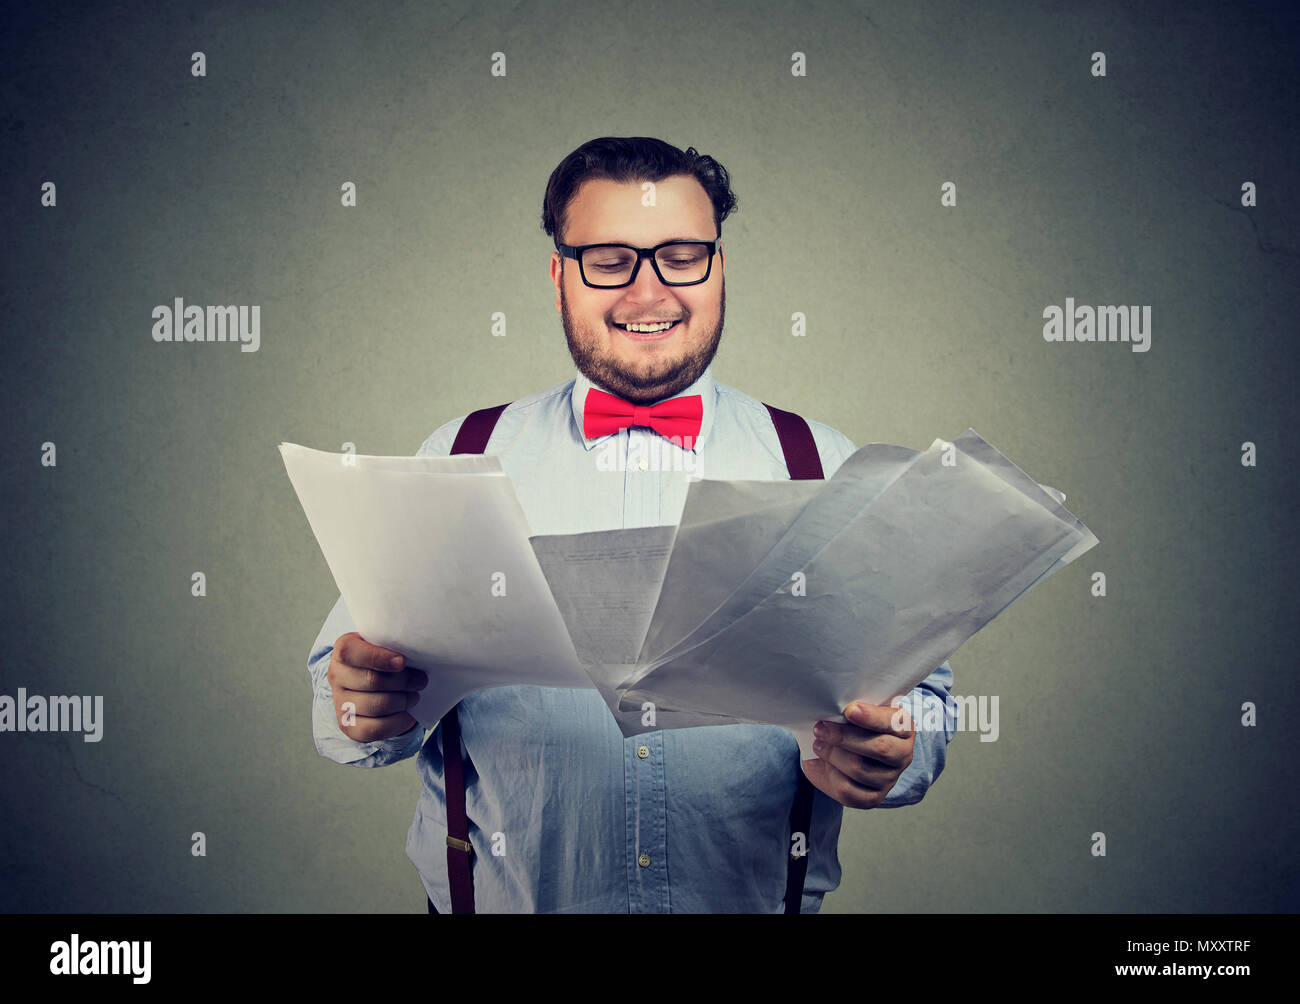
[[560, 274, 725, 406]]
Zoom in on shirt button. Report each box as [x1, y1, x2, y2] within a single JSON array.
[[638, 852, 651, 868], [636, 745, 650, 759], [637, 459, 648, 471]]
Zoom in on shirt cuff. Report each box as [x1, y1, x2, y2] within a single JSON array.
[[312, 687, 427, 767]]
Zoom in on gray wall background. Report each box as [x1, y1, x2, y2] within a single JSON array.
[[2, 0, 1297, 912]]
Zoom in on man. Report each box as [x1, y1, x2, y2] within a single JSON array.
[[307, 136, 955, 913]]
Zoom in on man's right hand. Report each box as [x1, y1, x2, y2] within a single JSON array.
[[328, 632, 429, 742]]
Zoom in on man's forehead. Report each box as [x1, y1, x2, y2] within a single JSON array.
[[566, 175, 714, 243]]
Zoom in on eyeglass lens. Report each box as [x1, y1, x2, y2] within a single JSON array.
[[581, 244, 711, 286]]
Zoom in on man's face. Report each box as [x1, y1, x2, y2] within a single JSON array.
[[550, 175, 726, 405]]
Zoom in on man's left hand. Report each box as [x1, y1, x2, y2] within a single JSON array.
[[802, 702, 915, 810]]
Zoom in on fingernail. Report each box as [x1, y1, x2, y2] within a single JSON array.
[[416, 671, 429, 690], [813, 722, 827, 739], [812, 740, 826, 755], [390, 656, 404, 670]]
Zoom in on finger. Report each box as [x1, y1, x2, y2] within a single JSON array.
[[341, 710, 420, 744], [332, 657, 428, 694], [812, 738, 902, 790], [843, 701, 915, 737], [801, 756, 883, 811], [336, 632, 409, 673], [335, 686, 421, 719], [814, 720, 914, 769]]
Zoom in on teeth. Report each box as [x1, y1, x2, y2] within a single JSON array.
[[622, 321, 675, 332]]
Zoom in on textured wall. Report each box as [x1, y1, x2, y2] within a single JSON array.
[[2, 0, 1297, 913]]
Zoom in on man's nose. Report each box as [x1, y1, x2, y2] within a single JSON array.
[[628, 254, 669, 294]]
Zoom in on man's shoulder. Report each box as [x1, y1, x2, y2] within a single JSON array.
[[414, 377, 575, 457], [714, 379, 858, 473]]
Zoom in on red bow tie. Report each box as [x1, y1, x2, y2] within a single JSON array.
[[583, 387, 703, 445]]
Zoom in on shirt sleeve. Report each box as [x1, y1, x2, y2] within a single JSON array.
[[303, 419, 466, 767], [877, 660, 956, 808]]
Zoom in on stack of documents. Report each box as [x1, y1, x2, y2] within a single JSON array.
[[280, 430, 1098, 759]]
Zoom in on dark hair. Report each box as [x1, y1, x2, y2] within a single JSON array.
[[541, 136, 738, 249]]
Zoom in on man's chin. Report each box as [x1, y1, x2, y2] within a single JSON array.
[[611, 351, 682, 384], [583, 351, 700, 401], [563, 314, 721, 402]]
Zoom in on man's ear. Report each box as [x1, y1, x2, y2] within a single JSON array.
[[550, 252, 563, 313]]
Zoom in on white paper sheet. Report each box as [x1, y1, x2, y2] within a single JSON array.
[[620, 435, 1093, 756], [279, 443, 589, 729]]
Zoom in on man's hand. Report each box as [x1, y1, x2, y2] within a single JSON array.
[[801, 702, 916, 810], [328, 632, 429, 742]]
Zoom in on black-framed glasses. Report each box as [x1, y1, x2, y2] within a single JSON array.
[[558, 238, 720, 289]]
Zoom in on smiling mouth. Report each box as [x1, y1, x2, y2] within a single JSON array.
[[611, 319, 682, 335]]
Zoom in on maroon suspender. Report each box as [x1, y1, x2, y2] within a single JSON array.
[[763, 404, 823, 914], [441, 404, 510, 915], [763, 403, 825, 480], [449, 403, 511, 456], [438, 694, 473, 913], [438, 399, 826, 915]]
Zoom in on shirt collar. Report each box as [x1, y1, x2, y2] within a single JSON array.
[[570, 364, 716, 453]]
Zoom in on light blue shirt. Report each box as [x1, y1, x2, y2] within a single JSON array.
[[306, 363, 955, 913]]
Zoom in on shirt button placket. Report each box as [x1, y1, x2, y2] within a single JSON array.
[[622, 429, 670, 909], [630, 729, 668, 911], [623, 429, 641, 527]]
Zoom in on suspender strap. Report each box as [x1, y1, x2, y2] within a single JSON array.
[[440, 705, 474, 914], [783, 763, 817, 914], [436, 395, 826, 914], [434, 403, 509, 916], [450, 403, 511, 456], [763, 403, 825, 480], [763, 402, 823, 913]]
